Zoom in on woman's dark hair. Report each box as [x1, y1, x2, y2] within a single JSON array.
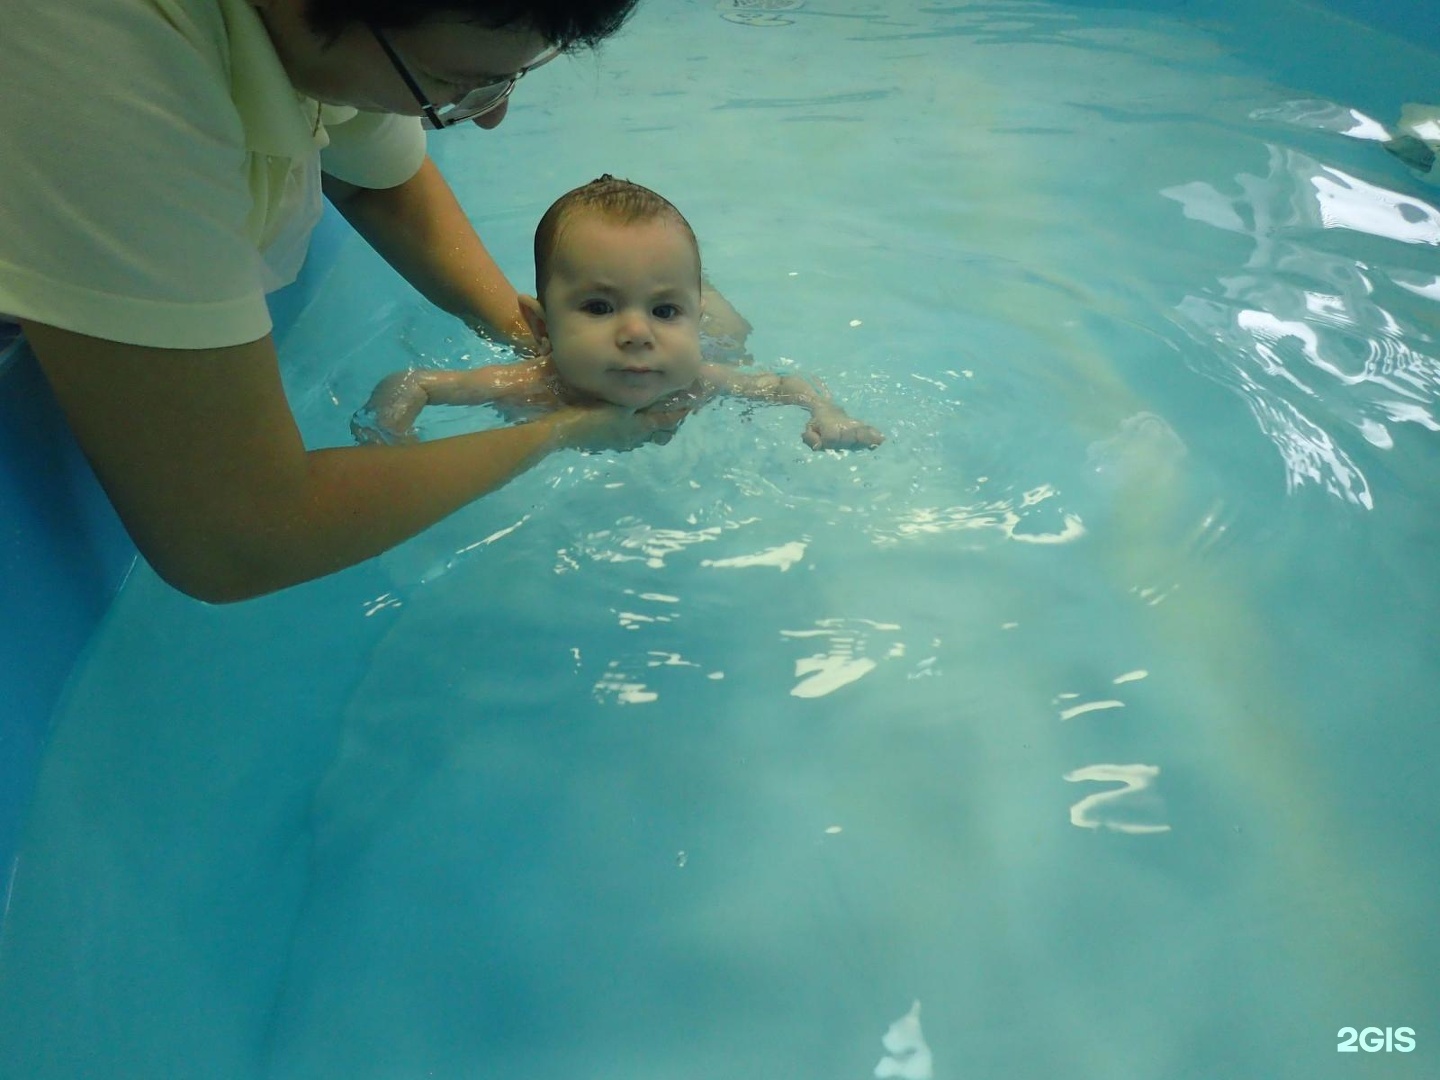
[[303, 0, 639, 49]]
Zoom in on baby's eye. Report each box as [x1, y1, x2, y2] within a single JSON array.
[[580, 299, 613, 316], [652, 304, 681, 320]]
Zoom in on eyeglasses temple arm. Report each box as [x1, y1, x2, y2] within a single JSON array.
[[369, 26, 444, 130]]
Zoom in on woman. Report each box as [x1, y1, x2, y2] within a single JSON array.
[[0, 0, 672, 603]]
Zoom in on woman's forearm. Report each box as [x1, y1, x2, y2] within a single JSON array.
[[26, 322, 602, 603], [322, 157, 529, 344], [250, 416, 566, 599]]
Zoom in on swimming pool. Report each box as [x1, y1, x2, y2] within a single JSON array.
[[2, 0, 1437, 1076]]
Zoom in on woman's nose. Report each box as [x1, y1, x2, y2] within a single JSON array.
[[470, 100, 510, 130]]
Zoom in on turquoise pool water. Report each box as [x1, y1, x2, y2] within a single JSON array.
[[3, 1, 1437, 1076]]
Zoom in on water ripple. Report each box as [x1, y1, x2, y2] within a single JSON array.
[[1162, 142, 1440, 506]]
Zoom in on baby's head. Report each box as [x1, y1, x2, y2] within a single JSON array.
[[520, 175, 704, 410]]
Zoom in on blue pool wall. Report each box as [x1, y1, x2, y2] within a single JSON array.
[[0, 0, 1436, 891], [1305, 0, 1439, 49], [0, 207, 349, 890], [0, 341, 133, 889]]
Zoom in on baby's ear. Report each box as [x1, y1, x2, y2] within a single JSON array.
[[517, 295, 551, 353]]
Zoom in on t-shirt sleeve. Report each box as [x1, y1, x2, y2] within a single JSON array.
[[321, 112, 428, 190], [0, 0, 271, 349]]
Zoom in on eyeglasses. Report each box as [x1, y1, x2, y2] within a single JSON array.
[[369, 25, 560, 130]]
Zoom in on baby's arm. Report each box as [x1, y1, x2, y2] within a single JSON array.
[[352, 364, 531, 444], [703, 366, 883, 451]]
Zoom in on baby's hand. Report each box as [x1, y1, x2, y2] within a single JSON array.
[[351, 371, 428, 445], [803, 408, 884, 451]]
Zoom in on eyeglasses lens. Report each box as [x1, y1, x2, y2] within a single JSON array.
[[417, 48, 561, 129], [426, 83, 513, 127]]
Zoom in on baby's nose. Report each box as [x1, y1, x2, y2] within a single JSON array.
[[616, 311, 654, 345]]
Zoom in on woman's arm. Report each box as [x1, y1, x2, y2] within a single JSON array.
[[25, 322, 668, 603], [322, 156, 530, 346]]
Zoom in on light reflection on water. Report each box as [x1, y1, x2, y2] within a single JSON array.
[[2, 2, 1438, 1078], [1163, 133, 1440, 508]]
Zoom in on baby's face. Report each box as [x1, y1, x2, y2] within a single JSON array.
[[536, 216, 704, 410]]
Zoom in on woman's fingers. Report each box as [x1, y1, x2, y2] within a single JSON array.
[[554, 402, 689, 453]]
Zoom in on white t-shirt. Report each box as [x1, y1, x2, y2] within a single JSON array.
[[0, 0, 427, 349]]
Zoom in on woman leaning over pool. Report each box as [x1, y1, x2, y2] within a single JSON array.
[[0, 0, 672, 603]]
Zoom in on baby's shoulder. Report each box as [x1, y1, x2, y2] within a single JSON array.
[[485, 356, 566, 417]]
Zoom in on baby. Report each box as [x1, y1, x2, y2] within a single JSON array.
[[354, 176, 883, 451]]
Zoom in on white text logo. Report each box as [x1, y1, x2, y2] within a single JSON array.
[[1337, 1027, 1415, 1053]]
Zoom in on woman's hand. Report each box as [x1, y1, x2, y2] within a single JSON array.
[[465, 315, 539, 358], [549, 401, 692, 454]]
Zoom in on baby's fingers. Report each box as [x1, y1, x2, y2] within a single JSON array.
[[852, 424, 885, 448], [804, 419, 884, 451]]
